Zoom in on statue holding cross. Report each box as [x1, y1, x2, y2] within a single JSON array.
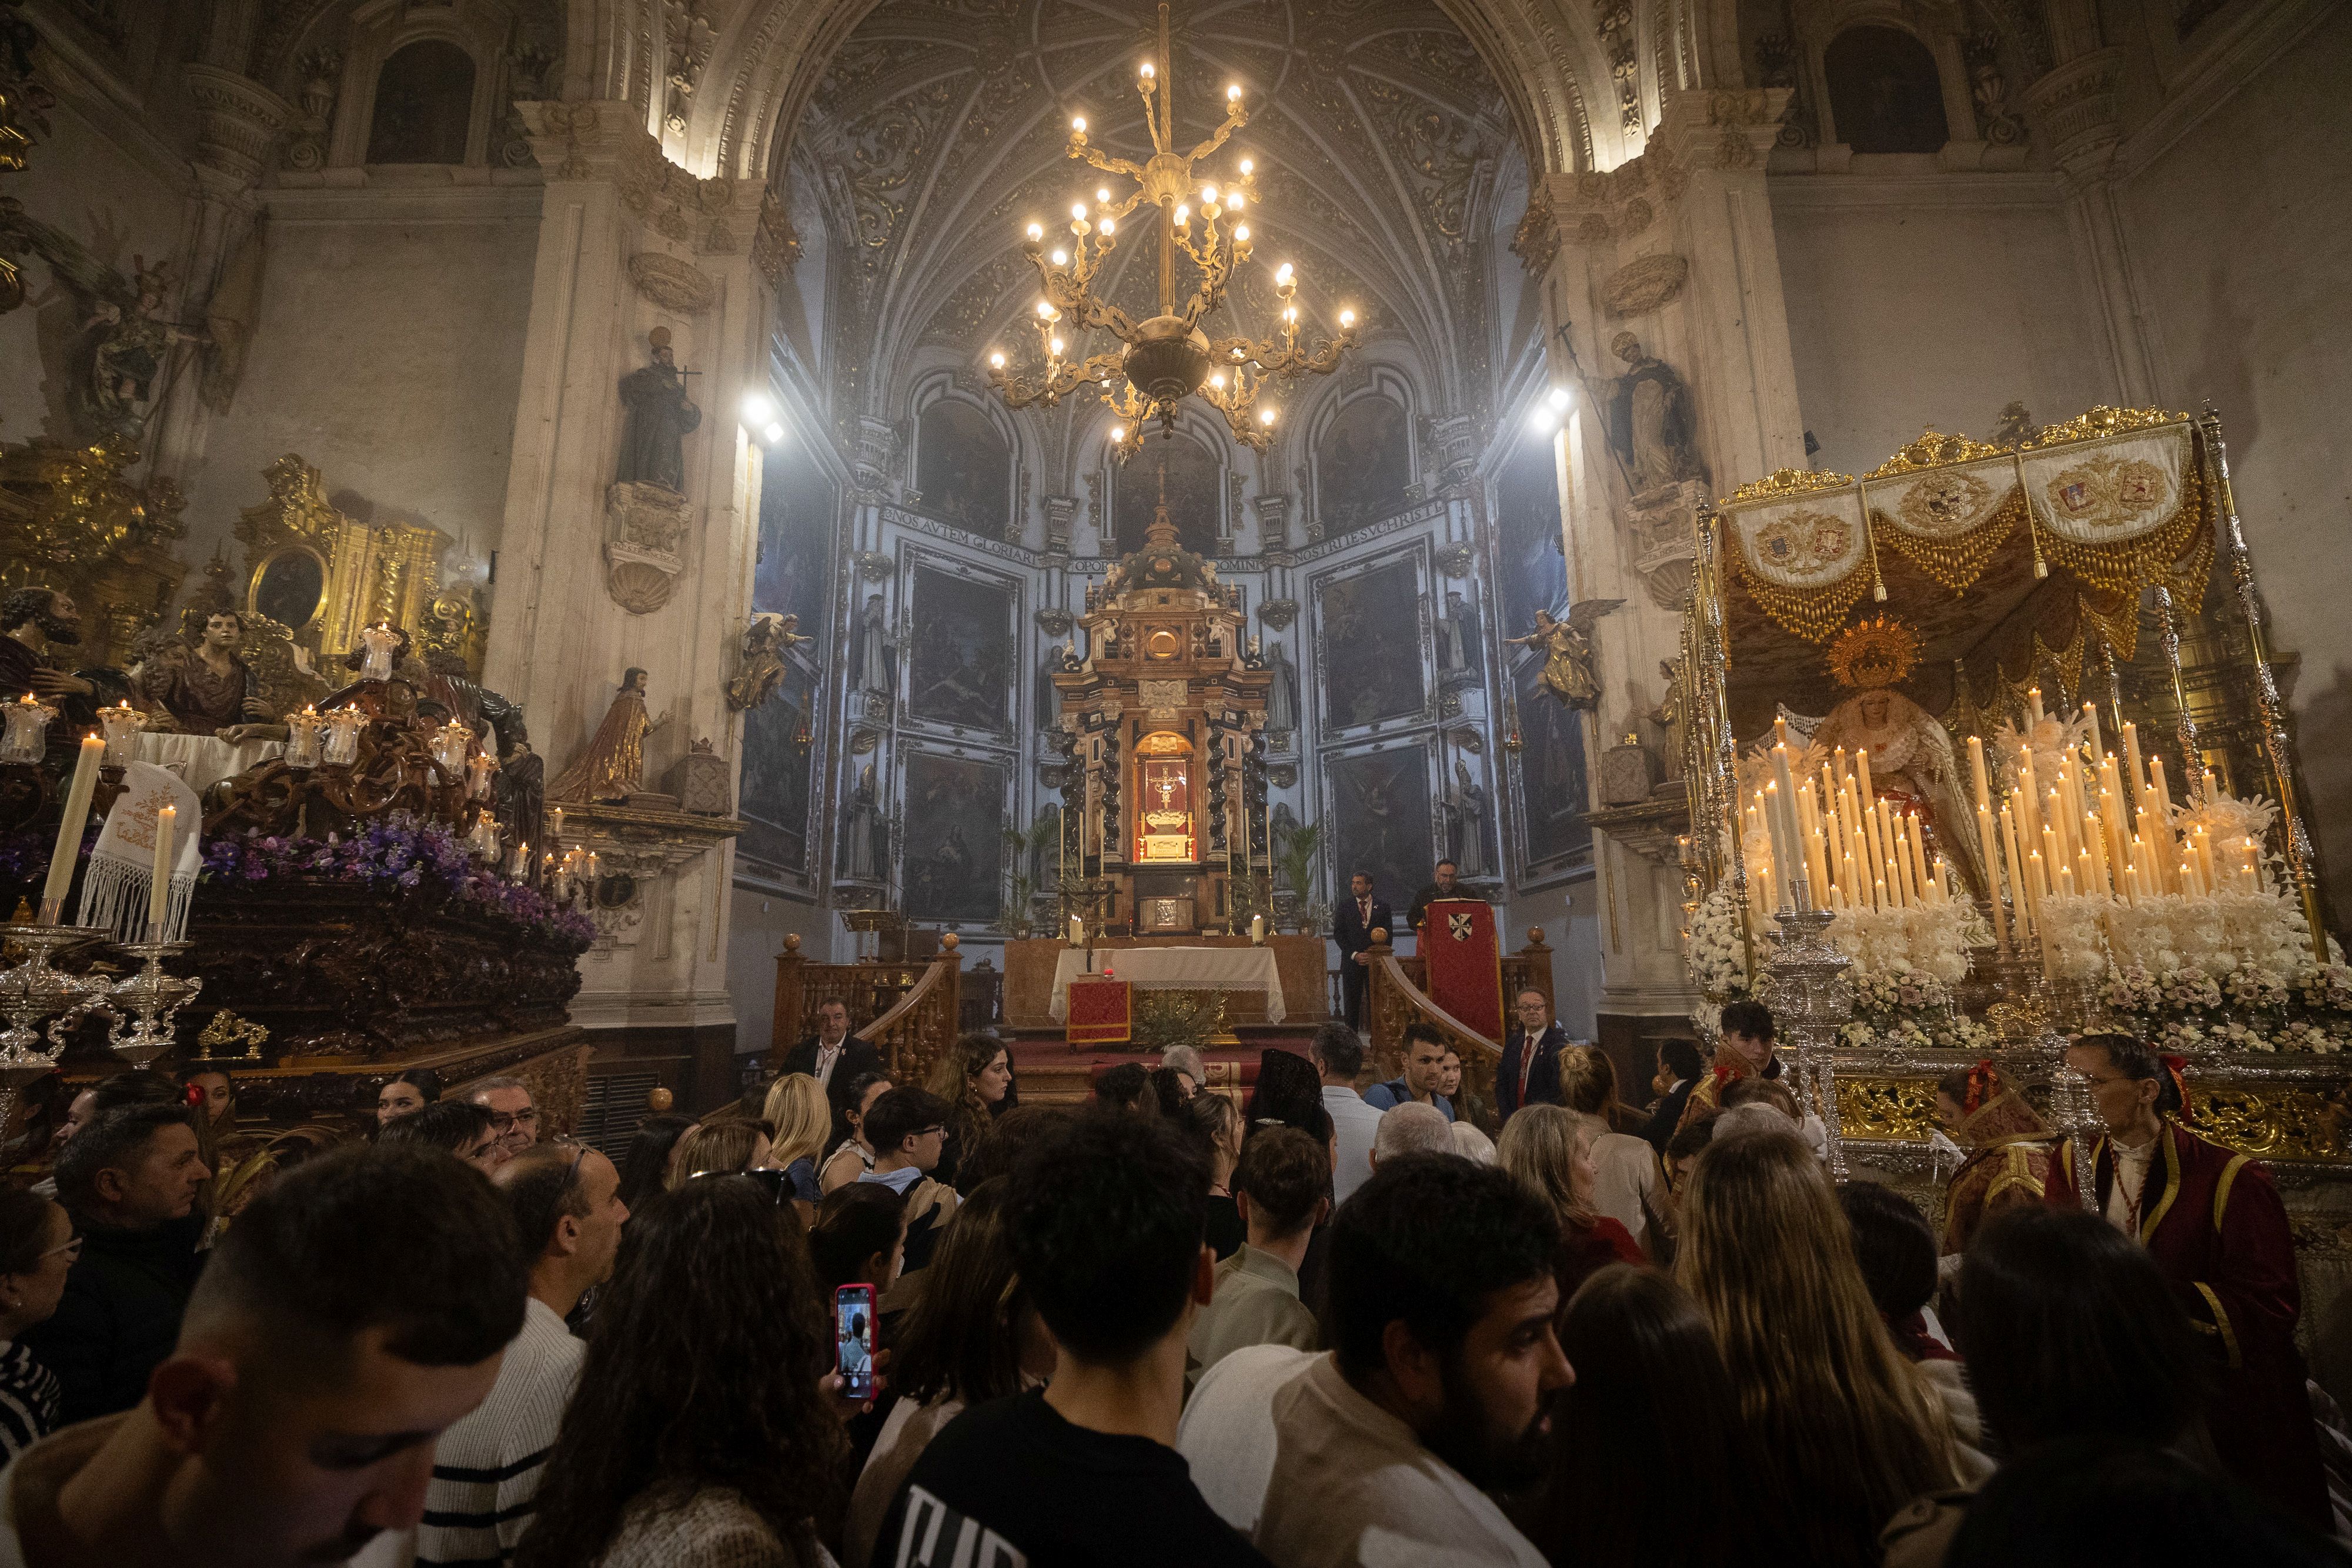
[[616, 325, 702, 494]]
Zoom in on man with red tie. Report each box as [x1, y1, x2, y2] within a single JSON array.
[[1331, 871, 1392, 1031], [1497, 989, 1566, 1122], [2050, 1032, 2327, 1529]]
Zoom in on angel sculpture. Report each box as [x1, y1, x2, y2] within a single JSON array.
[[1505, 600, 1625, 711], [11, 222, 207, 440], [726, 611, 810, 713]]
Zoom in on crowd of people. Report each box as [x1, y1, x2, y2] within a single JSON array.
[[0, 998, 2344, 1567]]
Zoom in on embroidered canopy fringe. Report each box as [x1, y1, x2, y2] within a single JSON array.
[[1870, 483, 2024, 594], [75, 860, 196, 944]]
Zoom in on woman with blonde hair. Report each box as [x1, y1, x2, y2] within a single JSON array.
[[760, 1073, 832, 1206], [925, 1033, 1012, 1192], [1556, 1046, 1665, 1251], [1678, 1128, 1959, 1568], [1498, 1105, 1643, 1301], [666, 1119, 773, 1190]]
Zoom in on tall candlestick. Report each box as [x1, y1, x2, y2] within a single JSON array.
[[2016, 747, 2042, 847], [2194, 828, 2216, 894], [2040, 823, 2062, 897], [148, 804, 175, 940], [2122, 723, 2144, 814], [1763, 782, 1792, 906], [2149, 756, 2175, 834], [2086, 794, 2113, 894], [39, 733, 104, 924], [2082, 702, 2100, 764], [1978, 802, 2007, 947], [2029, 852, 2053, 977], [1854, 748, 1875, 817], [2000, 805, 2029, 937], [1907, 812, 1931, 900], [1798, 783, 1830, 902], [1968, 734, 1991, 814], [2028, 685, 2044, 724]]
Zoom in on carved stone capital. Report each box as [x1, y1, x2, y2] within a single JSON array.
[[1602, 253, 1689, 317], [627, 252, 717, 314], [603, 482, 691, 614], [2024, 49, 2124, 177], [1257, 597, 1299, 630], [751, 186, 801, 288], [853, 417, 899, 494], [182, 65, 293, 187], [1250, 493, 1293, 551]]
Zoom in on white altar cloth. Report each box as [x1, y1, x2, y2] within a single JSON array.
[[134, 732, 285, 794], [1050, 945, 1286, 1024]]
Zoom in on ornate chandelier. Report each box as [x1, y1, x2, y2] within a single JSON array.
[[986, 4, 1359, 457]]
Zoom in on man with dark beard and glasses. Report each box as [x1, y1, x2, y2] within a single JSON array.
[[1179, 1154, 1569, 1566]]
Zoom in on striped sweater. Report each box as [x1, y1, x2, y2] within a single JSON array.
[[0, 1343, 57, 1463], [417, 1296, 583, 1567]]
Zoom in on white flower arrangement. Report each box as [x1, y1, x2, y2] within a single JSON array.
[[1684, 882, 1752, 1003], [1828, 897, 1986, 986]]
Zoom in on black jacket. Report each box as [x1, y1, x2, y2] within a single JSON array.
[[1642, 1079, 1698, 1152], [22, 1212, 206, 1425], [1498, 1024, 1569, 1121], [776, 1035, 886, 1109], [1332, 896, 1394, 959]]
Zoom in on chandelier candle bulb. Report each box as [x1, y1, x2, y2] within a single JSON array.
[[39, 732, 104, 924], [147, 804, 174, 941]]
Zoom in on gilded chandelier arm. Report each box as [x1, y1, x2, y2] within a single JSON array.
[[1184, 101, 1250, 165]]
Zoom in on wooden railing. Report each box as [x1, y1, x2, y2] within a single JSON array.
[[771, 932, 965, 1090], [1365, 926, 1558, 1134]]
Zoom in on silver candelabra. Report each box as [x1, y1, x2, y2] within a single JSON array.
[[1762, 882, 1855, 1181]]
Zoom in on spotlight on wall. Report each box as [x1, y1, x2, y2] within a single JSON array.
[[742, 393, 774, 425], [1528, 404, 1559, 434], [763, 423, 786, 445], [1548, 386, 1572, 411]]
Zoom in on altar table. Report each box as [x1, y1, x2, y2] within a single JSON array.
[[1050, 945, 1287, 1024], [135, 732, 285, 794]]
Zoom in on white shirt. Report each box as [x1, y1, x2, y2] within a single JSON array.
[[1322, 1085, 1384, 1203], [2106, 1137, 2156, 1235], [815, 1039, 844, 1088], [1588, 1131, 1661, 1250], [1178, 1345, 1546, 1568]]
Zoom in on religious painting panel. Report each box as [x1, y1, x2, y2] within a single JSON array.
[[1113, 437, 1222, 556], [737, 663, 817, 882], [1315, 556, 1426, 730], [1494, 439, 1568, 650], [1315, 394, 1411, 534], [754, 438, 837, 641], [1326, 745, 1435, 911], [901, 752, 1007, 924], [1514, 654, 1593, 869], [914, 399, 1013, 537], [906, 564, 1014, 730]]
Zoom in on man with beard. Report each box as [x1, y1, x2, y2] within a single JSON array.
[[1179, 1155, 1569, 1566], [0, 589, 115, 743], [138, 611, 272, 738]]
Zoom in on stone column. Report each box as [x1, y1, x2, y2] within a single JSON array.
[[2025, 44, 2151, 403], [487, 100, 773, 1069], [1525, 86, 1800, 1060]]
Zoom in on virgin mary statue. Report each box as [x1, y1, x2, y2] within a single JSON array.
[[550, 668, 652, 803], [1809, 618, 1988, 895]]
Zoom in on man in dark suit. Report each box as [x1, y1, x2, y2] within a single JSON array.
[[777, 998, 884, 1125], [1331, 871, 1392, 1031], [1639, 1037, 1706, 1154], [1405, 859, 1459, 938], [1497, 988, 1568, 1122]]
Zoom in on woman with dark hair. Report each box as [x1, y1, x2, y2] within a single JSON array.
[[952, 1105, 1071, 1193], [820, 1074, 892, 1194], [375, 1067, 446, 1129], [843, 1180, 1054, 1568], [517, 1177, 846, 1568], [0, 1188, 72, 1460], [808, 1182, 907, 1300], [617, 1114, 698, 1213], [1837, 1181, 1993, 1487], [1680, 1129, 1957, 1568], [1522, 1264, 1785, 1567], [924, 1034, 1011, 1192]]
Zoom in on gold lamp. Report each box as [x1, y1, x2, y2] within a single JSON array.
[[986, 3, 1359, 456]]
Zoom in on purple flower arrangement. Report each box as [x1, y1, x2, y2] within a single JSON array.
[[203, 813, 596, 952]]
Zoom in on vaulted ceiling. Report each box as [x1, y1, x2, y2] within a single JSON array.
[[791, 0, 1527, 433]]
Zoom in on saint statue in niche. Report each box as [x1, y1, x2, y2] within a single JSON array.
[[1437, 590, 1482, 677], [1446, 758, 1491, 878], [843, 763, 882, 880], [1603, 333, 1708, 496], [616, 327, 701, 493], [854, 593, 895, 695], [549, 668, 652, 803], [1262, 641, 1298, 733]]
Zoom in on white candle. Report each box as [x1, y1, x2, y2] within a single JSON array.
[[39, 734, 104, 924], [2122, 722, 2144, 813], [1968, 734, 1990, 813], [148, 804, 175, 940], [2028, 685, 2044, 724]]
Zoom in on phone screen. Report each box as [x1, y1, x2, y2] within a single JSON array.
[[834, 1283, 876, 1399]]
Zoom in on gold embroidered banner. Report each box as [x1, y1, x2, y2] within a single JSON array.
[[2020, 419, 2203, 594], [1866, 450, 2020, 593], [1720, 473, 1871, 643]]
